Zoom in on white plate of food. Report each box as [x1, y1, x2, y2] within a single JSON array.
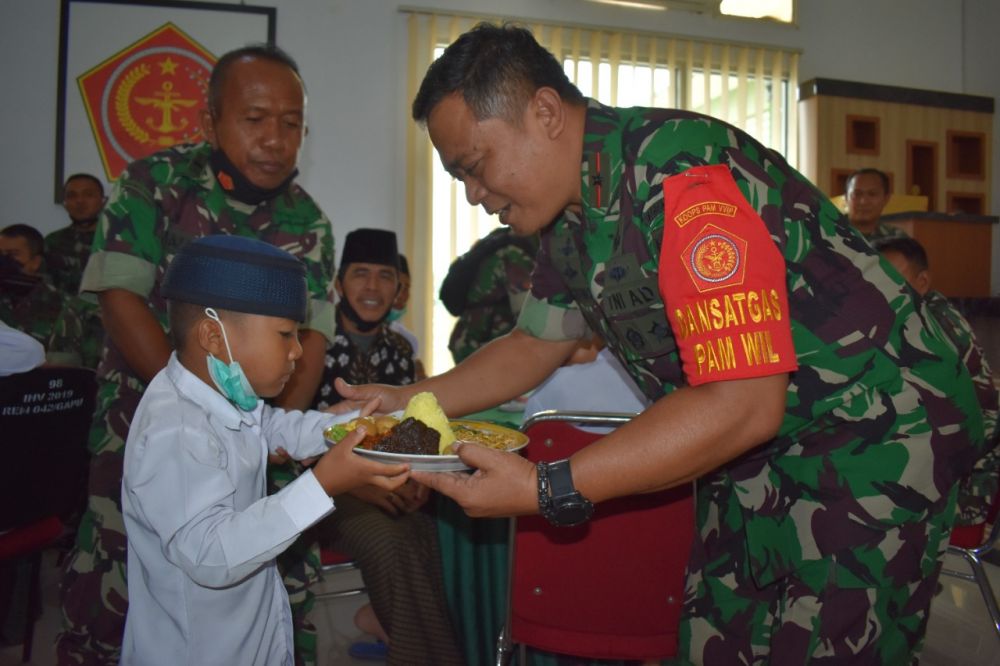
[[325, 415, 528, 472]]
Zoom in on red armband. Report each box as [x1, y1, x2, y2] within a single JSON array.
[[658, 164, 798, 386]]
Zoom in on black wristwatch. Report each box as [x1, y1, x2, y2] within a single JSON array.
[[536, 459, 594, 527]]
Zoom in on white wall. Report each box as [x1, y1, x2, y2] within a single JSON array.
[[2, 0, 998, 274]]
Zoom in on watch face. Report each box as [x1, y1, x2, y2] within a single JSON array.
[[553, 498, 593, 527]]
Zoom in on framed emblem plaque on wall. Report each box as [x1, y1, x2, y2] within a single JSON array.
[[55, 0, 276, 202]]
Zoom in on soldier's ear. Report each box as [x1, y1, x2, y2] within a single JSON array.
[[914, 269, 932, 296], [531, 87, 566, 141], [200, 109, 218, 147]]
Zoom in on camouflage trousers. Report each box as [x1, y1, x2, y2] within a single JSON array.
[[680, 487, 938, 666], [56, 378, 136, 666], [56, 378, 322, 666], [956, 443, 1000, 526]]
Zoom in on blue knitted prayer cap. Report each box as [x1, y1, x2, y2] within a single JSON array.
[[161, 235, 308, 322]]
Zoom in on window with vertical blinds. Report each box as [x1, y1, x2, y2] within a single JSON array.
[[402, 11, 799, 375]]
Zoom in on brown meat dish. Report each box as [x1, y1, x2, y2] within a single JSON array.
[[372, 417, 441, 455]]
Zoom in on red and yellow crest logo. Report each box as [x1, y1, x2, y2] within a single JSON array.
[[682, 224, 748, 293], [77, 23, 216, 180]]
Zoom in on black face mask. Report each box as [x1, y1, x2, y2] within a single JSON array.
[[337, 299, 387, 334], [209, 148, 298, 205], [70, 216, 99, 229]]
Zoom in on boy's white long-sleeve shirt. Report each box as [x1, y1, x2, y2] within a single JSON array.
[[121, 353, 338, 666]]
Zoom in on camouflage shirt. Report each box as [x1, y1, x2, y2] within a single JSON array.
[[448, 229, 538, 363], [518, 100, 984, 587], [80, 141, 336, 387], [45, 224, 96, 295], [864, 221, 909, 241], [311, 311, 415, 410], [924, 289, 1000, 525], [47, 295, 104, 369], [0, 271, 62, 346]]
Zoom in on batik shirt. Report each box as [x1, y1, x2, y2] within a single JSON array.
[[924, 289, 1000, 525], [45, 225, 96, 295], [80, 142, 336, 388], [311, 311, 416, 410], [518, 100, 985, 588], [449, 230, 537, 363]]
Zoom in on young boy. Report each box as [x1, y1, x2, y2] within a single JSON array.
[[120, 235, 410, 666]]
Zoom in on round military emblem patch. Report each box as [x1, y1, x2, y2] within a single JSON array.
[[690, 234, 740, 283]]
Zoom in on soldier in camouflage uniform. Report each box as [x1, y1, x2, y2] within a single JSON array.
[[46, 173, 105, 295], [846, 168, 909, 241], [339, 24, 986, 664], [46, 296, 104, 369], [57, 46, 336, 666], [446, 227, 538, 363], [876, 236, 1000, 528], [44, 174, 108, 368], [0, 223, 63, 345]]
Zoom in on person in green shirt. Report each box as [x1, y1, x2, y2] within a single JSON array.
[[57, 44, 336, 666], [340, 23, 984, 664], [846, 168, 908, 240], [876, 235, 999, 529]]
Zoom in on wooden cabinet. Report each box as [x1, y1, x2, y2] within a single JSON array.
[[798, 78, 993, 213], [882, 212, 997, 297]]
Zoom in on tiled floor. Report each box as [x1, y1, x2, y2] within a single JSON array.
[[2, 547, 999, 665]]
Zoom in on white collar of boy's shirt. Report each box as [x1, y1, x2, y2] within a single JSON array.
[[165, 353, 262, 430]]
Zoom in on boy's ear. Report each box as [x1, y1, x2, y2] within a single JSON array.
[[195, 316, 226, 356]]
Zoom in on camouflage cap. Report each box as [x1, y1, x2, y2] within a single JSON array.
[[162, 234, 307, 321]]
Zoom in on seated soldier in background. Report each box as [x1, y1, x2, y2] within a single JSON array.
[[442, 226, 538, 363], [876, 236, 1000, 528], [44, 173, 107, 369], [388, 254, 427, 380], [311, 228, 462, 665], [846, 168, 907, 240], [0, 224, 61, 346], [46, 173, 105, 295]]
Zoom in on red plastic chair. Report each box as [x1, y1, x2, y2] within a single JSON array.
[[0, 366, 96, 661], [942, 487, 1000, 639], [496, 411, 694, 664], [315, 547, 366, 600]]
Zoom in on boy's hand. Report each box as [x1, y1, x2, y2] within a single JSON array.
[[312, 426, 410, 496], [351, 479, 429, 515]]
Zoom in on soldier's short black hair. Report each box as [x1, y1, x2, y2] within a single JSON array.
[[412, 22, 585, 125], [1, 224, 44, 257], [63, 173, 104, 196], [846, 168, 890, 195], [873, 236, 929, 272], [208, 44, 304, 117]]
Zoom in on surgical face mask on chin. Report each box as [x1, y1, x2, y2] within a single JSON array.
[[386, 307, 406, 323], [204, 308, 260, 411]]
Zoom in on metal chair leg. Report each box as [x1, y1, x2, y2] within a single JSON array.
[[494, 516, 517, 666]]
